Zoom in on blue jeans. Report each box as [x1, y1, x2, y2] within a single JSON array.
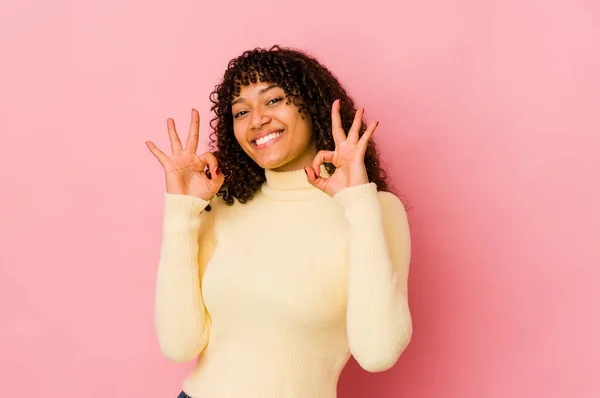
[[177, 392, 191, 398]]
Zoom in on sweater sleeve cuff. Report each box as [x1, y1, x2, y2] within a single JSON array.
[[333, 182, 380, 222], [163, 192, 211, 234]]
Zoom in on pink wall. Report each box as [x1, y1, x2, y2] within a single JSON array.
[[1, 0, 598, 396]]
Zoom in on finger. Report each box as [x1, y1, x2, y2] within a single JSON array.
[[167, 118, 184, 154], [312, 150, 335, 177], [331, 99, 346, 145], [305, 166, 328, 191], [197, 152, 225, 186], [145, 141, 170, 168], [198, 151, 219, 175], [347, 108, 364, 143], [186, 109, 200, 154], [359, 120, 379, 151]]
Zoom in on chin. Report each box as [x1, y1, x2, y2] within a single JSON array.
[[256, 158, 289, 171], [248, 151, 291, 170]]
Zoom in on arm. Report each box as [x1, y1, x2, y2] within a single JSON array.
[[334, 182, 412, 372], [154, 192, 216, 362]]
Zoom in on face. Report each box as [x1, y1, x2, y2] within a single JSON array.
[[231, 81, 317, 172]]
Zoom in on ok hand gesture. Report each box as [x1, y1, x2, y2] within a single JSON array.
[[145, 109, 224, 201], [305, 99, 379, 197]]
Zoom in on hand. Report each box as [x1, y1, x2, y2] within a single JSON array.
[[145, 109, 224, 201], [305, 99, 379, 197]]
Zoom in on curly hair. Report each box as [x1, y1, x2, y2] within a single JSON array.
[[206, 44, 395, 209]]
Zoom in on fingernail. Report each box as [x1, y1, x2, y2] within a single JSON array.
[[215, 167, 221, 175]]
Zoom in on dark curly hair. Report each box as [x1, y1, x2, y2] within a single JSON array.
[[206, 44, 395, 209]]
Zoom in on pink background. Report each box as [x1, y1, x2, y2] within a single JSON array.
[[1, 0, 599, 397]]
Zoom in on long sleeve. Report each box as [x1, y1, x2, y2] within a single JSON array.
[[154, 192, 216, 362], [333, 182, 412, 372]]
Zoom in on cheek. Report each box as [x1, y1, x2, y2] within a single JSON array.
[[297, 117, 314, 143], [232, 125, 246, 147]]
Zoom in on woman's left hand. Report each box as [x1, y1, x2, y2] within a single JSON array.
[[305, 99, 379, 197]]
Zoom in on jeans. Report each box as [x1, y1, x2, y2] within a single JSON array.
[[177, 391, 192, 398]]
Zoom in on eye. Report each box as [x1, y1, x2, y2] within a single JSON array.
[[233, 97, 283, 119], [268, 97, 283, 105]]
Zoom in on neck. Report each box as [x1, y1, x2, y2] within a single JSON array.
[[268, 140, 318, 173], [261, 165, 330, 202]]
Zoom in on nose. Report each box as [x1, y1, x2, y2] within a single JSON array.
[[250, 108, 272, 130]]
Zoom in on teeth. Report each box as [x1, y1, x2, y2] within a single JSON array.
[[255, 131, 282, 146]]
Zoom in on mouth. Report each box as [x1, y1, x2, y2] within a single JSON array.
[[252, 130, 284, 149]]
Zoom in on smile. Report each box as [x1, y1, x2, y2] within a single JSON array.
[[252, 130, 284, 148]]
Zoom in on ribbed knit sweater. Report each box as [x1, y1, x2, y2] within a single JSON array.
[[154, 166, 412, 398]]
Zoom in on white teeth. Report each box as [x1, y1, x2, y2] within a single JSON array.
[[255, 131, 282, 146]]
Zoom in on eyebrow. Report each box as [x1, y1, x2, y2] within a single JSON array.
[[231, 84, 280, 106]]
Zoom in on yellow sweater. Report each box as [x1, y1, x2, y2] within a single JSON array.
[[154, 167, 412, 398]]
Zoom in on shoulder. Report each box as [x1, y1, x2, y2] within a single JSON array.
[[377, 190, 405, 209], [377, 189, 400, 203], [205, 194, 253, 221], [205, 195, 230, 216], [376, 190, 409, 223]]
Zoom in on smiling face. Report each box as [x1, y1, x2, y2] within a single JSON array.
[[231, 81, 317, 172]]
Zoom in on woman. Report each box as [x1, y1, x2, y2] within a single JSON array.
[[145, 45, 412, 398]]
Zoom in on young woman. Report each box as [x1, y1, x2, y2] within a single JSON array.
[[145, 45, 412, 398]]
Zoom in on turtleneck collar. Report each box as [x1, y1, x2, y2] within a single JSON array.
[[261, 164, 331, 202]]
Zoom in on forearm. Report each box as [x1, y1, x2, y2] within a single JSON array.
[[154, 193, 213, 362], [334, 183, 412, 372]]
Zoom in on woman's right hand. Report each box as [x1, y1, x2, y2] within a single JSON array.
[[145, 109, 224, 201]]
